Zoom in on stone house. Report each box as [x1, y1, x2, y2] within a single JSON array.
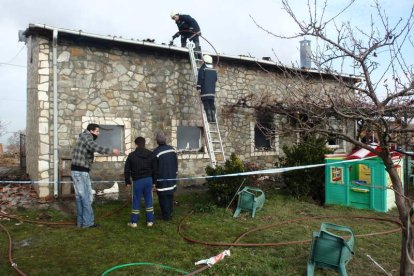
[[21, 24, 358, 198]]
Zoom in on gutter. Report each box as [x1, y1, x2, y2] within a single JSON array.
[[52, 29, 59, 198]]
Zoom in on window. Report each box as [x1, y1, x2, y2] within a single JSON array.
[[177, 126, 203, 152], [255, 125, 271, 149], [254, 109, 274, 150], [95, 124, 124, 153], [327, 134, 341, 148], [326, 117, 345, 152], [330, 167, 344, 184]]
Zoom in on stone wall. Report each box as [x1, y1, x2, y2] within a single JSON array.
[[26, 32, 354, 197]]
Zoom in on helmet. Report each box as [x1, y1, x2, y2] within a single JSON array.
[[203, 55, 213, 64], [170, 11, 179, 19]]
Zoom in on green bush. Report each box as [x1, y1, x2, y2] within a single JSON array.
[[206, 153, 246, 206], [280, 136, 332, 204]]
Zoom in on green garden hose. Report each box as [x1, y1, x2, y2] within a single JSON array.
[[101, 262, 188, 275]]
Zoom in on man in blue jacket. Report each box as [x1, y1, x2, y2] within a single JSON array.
[[152, 131, 178, 221], [170, 12, 201, 53], [197, 55, 218, 122]]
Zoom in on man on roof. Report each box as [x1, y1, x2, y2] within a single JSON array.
[[170, 12, 201, 54]]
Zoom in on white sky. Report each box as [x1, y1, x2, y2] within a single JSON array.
[[0, 0, 413, 146]]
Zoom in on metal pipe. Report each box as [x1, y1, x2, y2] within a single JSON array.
[[52, 29, 59, 198]]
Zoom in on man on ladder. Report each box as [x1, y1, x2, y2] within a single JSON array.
[[197, 54, 217, 123]]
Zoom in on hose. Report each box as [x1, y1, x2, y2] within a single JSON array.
[[0, 223, 27, 276], [0, 200, 130, 275], [0, 200, 129, 226], [173, 30, 220, 66], [179, 212, 402, 275], [100, 262, 188, 275], [178, 212, 401, 247]]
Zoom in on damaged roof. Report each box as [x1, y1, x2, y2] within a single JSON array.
[[23, 23, 361, 82]]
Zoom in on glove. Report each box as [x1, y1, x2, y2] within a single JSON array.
[[172, 33, 179, 39], [169, 40, 174, 46]]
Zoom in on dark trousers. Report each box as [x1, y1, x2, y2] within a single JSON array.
[[130, 177, 154, 223], [181, 33, 200, 48], [202, 99, 216, 122], [158, 193, 174, 220]]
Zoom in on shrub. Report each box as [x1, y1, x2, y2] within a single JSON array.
[[206, 153, 245, 206], [280, 135, 332, 204]]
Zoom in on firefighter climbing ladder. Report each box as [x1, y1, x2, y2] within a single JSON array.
[[188, 42, 226, 167]]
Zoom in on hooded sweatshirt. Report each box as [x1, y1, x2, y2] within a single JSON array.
[[124, 147, 157, 185]]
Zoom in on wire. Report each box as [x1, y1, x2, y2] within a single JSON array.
[[0, 62, 26, 68], [6, 45, 26, 64]]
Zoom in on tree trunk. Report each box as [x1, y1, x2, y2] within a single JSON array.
[[384, 159, 414, 275], [399, 222, 414, 275]]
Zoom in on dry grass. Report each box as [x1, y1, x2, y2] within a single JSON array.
[[0, 153, 20, 166]]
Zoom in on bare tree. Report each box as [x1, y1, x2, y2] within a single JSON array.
[[238, 0, 414, 274], [6, 130, 25, 154], [0, 120, 7, 138]]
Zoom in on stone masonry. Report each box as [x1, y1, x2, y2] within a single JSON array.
[[24, 26, 355, 198]]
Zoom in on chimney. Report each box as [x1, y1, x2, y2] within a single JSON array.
[[300, 39, 311, 69]]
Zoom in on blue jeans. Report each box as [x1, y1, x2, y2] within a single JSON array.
[[130, 177, 155, 223], [71, 171, 94, 228]]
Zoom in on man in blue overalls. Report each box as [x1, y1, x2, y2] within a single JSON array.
[[124, 137, 157, 228]]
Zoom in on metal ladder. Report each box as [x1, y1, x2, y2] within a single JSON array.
[[188, 42, 226, 167]]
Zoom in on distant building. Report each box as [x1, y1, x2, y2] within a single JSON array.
[[21, 24, 358, 198]]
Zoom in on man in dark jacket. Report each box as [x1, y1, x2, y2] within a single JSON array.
[[152, 131, 178, 221], [124, 136, 157, 228], [197, 54, 218, 122], [170, 11, 201, 52], [71, 123, 120, 228]]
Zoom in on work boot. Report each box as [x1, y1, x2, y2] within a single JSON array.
[[211, 111, 216, 122], [206, 110, 213, 123]]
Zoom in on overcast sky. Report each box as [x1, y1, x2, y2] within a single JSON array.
[[0, 0, 413, 146]]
